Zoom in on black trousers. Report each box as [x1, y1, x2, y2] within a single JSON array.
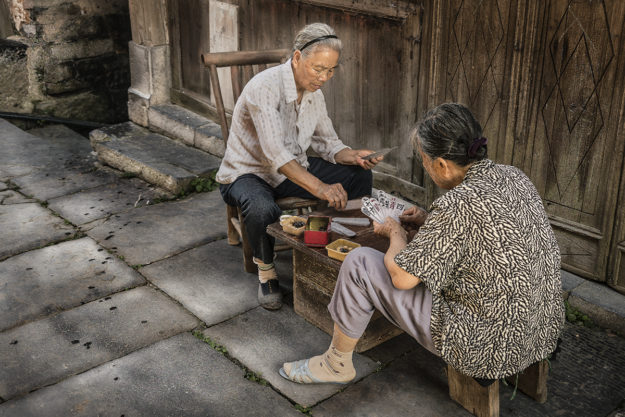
[[219, 157, 372, 264]]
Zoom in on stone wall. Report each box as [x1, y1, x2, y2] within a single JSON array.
[[0, 0, 131, 124]]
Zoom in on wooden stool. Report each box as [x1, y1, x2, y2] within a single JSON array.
[[448, 360, 549, 417]]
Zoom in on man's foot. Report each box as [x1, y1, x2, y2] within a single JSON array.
[[258, 279, 283, 310], [280, 346, 356, 384]]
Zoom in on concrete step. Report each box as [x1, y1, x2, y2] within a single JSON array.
[[90, 121, 221, 194]]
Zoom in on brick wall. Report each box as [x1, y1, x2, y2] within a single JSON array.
[[0, 0, 131, 124]]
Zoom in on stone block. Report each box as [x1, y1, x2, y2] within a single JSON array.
[[194, 121, 225, 157], [569, 281, 625, 336], [0, 237, 145, 331], [149, 44, 170, 104], [561, 269, 586, 298], [0, 333, 300, 417], [128, 90, 149, 126], [0, 286, 199, 400], [128, 40, 150, 97], [0, 190, 35, 204], [48, 38, 114, 61], [0, 39, 31, 113], [148, 104, 209, 146]]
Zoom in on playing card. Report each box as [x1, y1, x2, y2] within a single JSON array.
[[360, 191, 411, 224]]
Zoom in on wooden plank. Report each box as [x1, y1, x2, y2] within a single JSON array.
[[201, 49, 290, 66], [290, 0, 418, 20], [209, 0, 239, 109], [448, 366, 499, 417], [167, 0, 182, 90], [129, 0, 169, 46], [506, 360, 549, 404]]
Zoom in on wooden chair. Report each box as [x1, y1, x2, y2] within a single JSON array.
[[201, 49, 320, 273], [448, 360, 549, 417]]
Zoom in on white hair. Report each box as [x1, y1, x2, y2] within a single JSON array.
[[291, 23, 342, 58]]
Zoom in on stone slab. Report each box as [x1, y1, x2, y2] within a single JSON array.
[[86, 191, 227, 265], [0, 333, 300, 417], [0, 120, 92, 179], [202, 305, 379, 407], [194, 121, 225, 157], [0, 286, 199, 400], [148, 104, 209, 146], [312, 344, 467, 417], [0, 237, 145, 331], [0, 203, 76, 260], [47, 177, 173, 225], [90, 121, 221, 194], [561, 269, 587, 297], [570, 281, 625, 336], [12, 165, 118, 201], [140, 239, 259, 325], [0, 182, 7, 191], [0, 190, 35, 204]]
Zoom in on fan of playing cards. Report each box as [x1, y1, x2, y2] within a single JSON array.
[[361, 190, 408, 224]]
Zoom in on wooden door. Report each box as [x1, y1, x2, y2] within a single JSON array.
[[520, 0, 625, 283]]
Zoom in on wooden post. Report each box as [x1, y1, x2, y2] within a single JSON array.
[[448, 365, 499, 417], [506, 360, 549, 403]]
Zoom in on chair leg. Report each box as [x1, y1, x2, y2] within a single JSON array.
[[226, 205, 240, 245], [237, 208, 257, 273], [506, 360, 549, 403], [448, 365, 499, 417]]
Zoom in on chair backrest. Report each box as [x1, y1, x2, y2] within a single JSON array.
[[201, 49, 290, 145]]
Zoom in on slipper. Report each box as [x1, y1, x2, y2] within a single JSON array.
[[279, 359, 349, 385]]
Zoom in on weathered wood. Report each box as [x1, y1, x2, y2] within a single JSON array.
[[129, 0, 169, 46], [448, 366, 499, 417], [290, 0, 417, 20], [506, 360, 549, 404], [201, 49, 289, 67], [228, 206, 241, 245]]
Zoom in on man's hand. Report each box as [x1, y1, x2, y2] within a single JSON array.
[[373, 217, 408, 240], [317, 182, 348, 210], [399, 206, 428, 228], [334, 148, 383, 170]]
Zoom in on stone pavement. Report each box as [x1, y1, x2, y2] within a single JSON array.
[[1, 118, 625, 416]]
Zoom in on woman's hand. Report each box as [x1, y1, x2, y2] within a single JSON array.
[[399, 206, 428, 228], [373, 217, 407, 240], [334, 149, 383, 170]]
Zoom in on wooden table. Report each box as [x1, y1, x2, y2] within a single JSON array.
[[267, 208, 404, 352]]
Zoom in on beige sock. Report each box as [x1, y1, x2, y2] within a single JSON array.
[[283, 344, 356, 383], [253, 257, 277, 283]]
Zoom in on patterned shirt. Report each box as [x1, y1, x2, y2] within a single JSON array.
[[394, 159, 564, 379], [216, 59, 349, 187]]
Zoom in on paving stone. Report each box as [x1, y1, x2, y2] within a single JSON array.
[[362, 332, 422, 365], [140, 239, 259, 325], [0, 286, 199, 400], [0, 203, 76, 260], [202, 305, 379, 407], [0, 333, 300, 417], [12, 165, 118, 201], [0, 121, 92, 179], [85, 191, 227, 265], [0, 190, 35, 204], [312, 344, 467, 417], [47, 177, 173, 225], [0, 182, 7, 191], [90, 121, 221, 194], [569, 281, 625, 336], [0, 237, 145, 331]]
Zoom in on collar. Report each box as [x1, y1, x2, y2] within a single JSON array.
[[281, 59, 299, 104], [464, 159, 494, 181]]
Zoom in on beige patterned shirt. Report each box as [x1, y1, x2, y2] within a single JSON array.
[[216, 59, 349, 187], [394, 159, 564, 379]]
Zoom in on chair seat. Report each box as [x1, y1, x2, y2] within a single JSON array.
[[276, 196, 321, 210]]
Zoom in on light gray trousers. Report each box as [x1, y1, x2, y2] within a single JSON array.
[[328, 247, 439, 355]]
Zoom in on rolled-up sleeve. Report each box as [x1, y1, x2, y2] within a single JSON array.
[[247, 85, 297, 171], [310, 95, 349, 163]]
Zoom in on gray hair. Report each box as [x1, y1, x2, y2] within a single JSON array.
[[291, 23, 342, 58], [411, 103, 487, 166]]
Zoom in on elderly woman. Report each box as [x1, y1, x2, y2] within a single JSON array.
[[280, 103, 564, 384], [217, 23, 382, 311]]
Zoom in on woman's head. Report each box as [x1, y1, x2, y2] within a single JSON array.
[[411, 103, 487, 189], [412, 103, 487, 167], [291, 23, 342, 94]]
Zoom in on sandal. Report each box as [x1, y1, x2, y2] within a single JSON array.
[[279, 359, 349, 385]]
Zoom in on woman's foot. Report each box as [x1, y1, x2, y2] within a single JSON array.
[[280, 345, 356, 384]]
